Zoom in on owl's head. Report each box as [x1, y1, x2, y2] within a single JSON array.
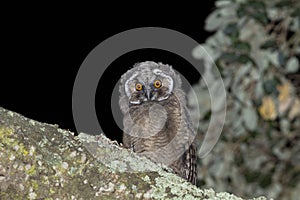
[[120, 61, 182, 105]]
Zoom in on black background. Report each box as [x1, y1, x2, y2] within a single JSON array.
[[1, 3, 216, 143]]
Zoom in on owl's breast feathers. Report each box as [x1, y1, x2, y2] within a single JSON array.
[[123, 94, 197, 185]]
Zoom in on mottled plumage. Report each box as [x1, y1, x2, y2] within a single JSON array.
[[119, 61, 197, 184]]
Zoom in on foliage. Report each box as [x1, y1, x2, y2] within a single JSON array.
[[190, 0, 300, 199]]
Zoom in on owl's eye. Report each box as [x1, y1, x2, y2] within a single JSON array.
[[135, 83, 143, 91], [153, 80, 162, 88]]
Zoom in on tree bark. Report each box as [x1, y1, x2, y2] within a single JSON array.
[[0, 107, 269, 200]]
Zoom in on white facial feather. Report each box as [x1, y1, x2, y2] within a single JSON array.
[[130, 100, 141, 104], [124, 72, 139, 98]]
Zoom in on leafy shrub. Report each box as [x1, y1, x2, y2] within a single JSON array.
[[190, 0, 300, 199]]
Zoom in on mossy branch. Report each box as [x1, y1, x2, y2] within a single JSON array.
[[0, 107, 269, 200]]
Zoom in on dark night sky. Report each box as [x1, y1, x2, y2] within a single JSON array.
[[1, 3, 216, 142]]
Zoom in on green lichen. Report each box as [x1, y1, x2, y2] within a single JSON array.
[[149, 173, 203, 200], [30, 180, 39, 191], [25, 164, 37, 176], [0, 127, 15, 145], [142, 175, 151, 183]]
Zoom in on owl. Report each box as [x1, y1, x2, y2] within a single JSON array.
[[119, 61, 197, 185]]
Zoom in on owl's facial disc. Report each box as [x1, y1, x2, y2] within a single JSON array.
[[126, 69, 173, 105]]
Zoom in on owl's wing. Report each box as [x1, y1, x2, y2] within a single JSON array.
[[183, 142, 197, 185]]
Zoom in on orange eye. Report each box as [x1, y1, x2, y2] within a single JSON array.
[[153, 80, 162, 88], [135, 83, 143, 91]]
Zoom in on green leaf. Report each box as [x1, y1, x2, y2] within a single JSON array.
[[236, 63, 252, 81], [276, 1, 296, 8], [237, 3, 247, 18], [238, 1, 268, 25], [267, 51, 280, 67], [205, 10, 223, 31], [215, 0, 232, 7], [234, 41, 251, 53], [223, 23, 239, 38], [278, 51, 286, 67], [252, 11, 269, 25], [255, 80, 264, 99], [242, 106, 258, 131], [251, 1, 266, 11], [280, 118, 290, 135], [238, 55, 253, 64], [244, 169, 261, 183], [290, 17, 300, 32], [219, 52, 239, 63], [291, 7, 300, 17], [286, 57, 299, 73], [259, 173, 272, 188], [260, 40, 277, 50], [263, 79, 279, 95], [219, 52, 253, 64]]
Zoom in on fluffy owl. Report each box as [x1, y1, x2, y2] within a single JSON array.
[[119, 61, 197, 185]]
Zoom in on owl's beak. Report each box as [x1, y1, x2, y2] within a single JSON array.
[[146, 90, 151, 100]]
